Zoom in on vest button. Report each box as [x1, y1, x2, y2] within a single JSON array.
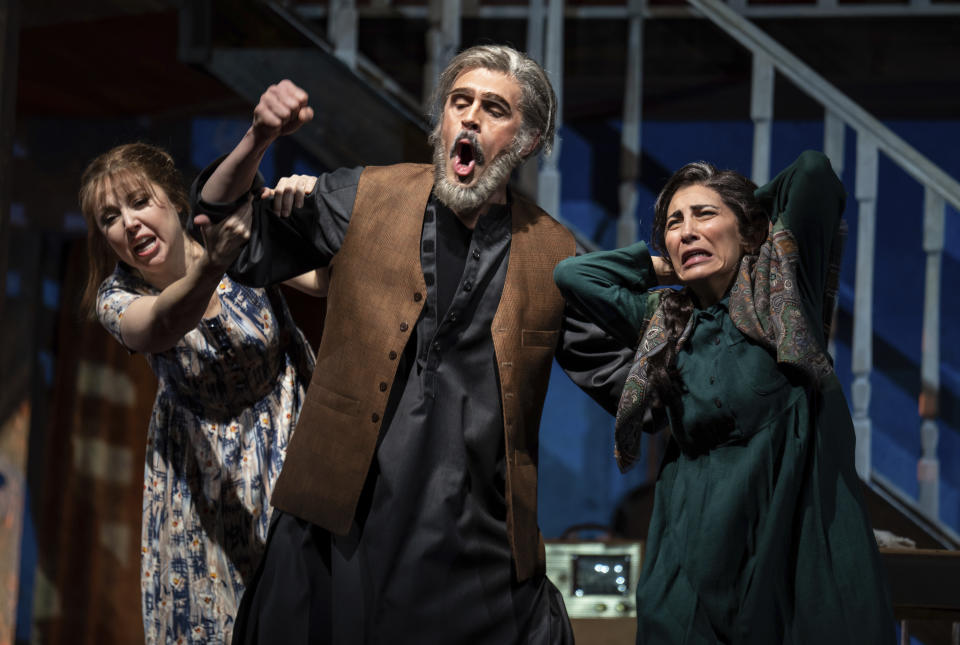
[[389, 351, 398, 360], [372, 412, 380, 422], [379, 382, 388, 392], [472, 248, 480, 260], [463, 281, 473, 292], [400, 321, 409, 331], [413, 292, 422, 302]]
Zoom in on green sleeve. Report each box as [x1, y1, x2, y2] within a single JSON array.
[[553, 241, 660, 349], [754, 150, 846, 329]]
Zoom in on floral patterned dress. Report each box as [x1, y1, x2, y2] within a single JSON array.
[[97, 263, 314, 644]]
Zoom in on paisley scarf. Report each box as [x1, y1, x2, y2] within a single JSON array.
[[613, 221, 844, 472]]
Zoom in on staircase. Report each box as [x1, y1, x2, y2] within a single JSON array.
[[179, 0, 431, 171]]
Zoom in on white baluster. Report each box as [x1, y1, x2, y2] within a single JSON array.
[[517, 0, 547, 201], [538, 0, 565, 220], [823, 109, 845, 175], [423, 0, 461, 107], [617, 0, 644, 248], [328, 0, 358, 70], [526, 0, 545, 64], [750, 52, 773, 186], [852, 133, 878, 480], [823, 110, 845, 360], [918, 187, 944, 518]]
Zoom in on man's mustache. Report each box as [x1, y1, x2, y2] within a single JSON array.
[[449, 130, 486, 167]]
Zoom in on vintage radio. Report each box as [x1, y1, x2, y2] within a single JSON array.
[[544, 540, 643, 619]]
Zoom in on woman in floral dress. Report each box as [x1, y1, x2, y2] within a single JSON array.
[[79, 143, 323, 644]]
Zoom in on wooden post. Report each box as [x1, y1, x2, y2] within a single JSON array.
[[0, 2, 22, 640], [177, 0, 211, 64], [0, 0, 19, 332]]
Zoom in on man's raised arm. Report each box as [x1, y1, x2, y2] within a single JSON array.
[[199, 80, 314, 207]]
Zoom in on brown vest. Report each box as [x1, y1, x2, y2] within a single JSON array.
[[271, 163, 575, 581]]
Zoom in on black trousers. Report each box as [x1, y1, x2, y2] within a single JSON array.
[[233, 510, 574, 645], [233, 511, 333, 644]]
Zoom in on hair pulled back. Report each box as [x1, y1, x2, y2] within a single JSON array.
[[78, 143, 190, 317], [646, 162, 768, 428]]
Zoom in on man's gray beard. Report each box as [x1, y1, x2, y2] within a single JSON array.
[[432, 136, 525, 215]]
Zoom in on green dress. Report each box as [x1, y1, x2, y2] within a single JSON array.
[[554, 152, 895, 644]]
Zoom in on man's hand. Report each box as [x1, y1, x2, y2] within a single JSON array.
[[252, 80, 315, 145], [261, 174, 318, 219]]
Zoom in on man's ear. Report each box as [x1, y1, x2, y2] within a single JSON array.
[[520, 132, 541, 158]]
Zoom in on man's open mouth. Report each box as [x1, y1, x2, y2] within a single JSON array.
[[450, 132, 485, 182]]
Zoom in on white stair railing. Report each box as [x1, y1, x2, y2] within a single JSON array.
[[687, 0, 960, 527]]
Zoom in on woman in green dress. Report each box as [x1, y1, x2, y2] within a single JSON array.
[[554, 151, 895, 644]]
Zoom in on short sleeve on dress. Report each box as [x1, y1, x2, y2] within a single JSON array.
[[96, 265, 153, 351]]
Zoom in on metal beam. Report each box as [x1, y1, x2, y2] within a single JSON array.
[[292, 2, 960, 20]]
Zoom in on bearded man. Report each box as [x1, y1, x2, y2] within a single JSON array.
[[195, 44, 631, 645]]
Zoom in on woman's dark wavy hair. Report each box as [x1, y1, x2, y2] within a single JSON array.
[[646, 162, 768, 424], [78, 143, 190, 319]]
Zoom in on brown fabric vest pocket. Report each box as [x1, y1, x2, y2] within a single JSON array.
[[521, 329, 559, 348], [312, 384, 361, 417]]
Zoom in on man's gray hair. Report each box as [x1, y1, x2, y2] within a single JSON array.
[[429, 44, 557, 158]]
